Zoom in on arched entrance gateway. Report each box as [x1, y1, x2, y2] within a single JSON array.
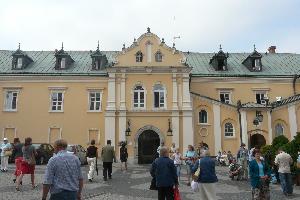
[[135, 125, 164, 164], [250, 133, 266, 148]]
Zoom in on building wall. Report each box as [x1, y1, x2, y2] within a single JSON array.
[[0, 77, 107, 149]]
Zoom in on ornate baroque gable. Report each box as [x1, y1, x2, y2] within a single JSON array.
[[113, 28, 187, 67]]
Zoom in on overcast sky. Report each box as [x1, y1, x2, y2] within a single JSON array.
[[0, 0, 299, 53]]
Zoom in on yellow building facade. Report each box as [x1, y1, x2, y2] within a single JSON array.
[[0, 29, 299, 163]]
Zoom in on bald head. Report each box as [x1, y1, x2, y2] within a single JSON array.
[[160, 147, 169, 157]]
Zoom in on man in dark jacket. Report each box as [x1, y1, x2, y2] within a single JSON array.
[[101, 140, 116, 181], [150, 147, 178, 200]]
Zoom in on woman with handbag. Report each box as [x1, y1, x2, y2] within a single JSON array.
[[249, 149, 271, 200], [16, 137, 37, 191], [0, 138, 12, 172]]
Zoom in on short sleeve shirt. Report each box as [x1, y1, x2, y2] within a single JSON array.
[[0, 143, 12, 156]]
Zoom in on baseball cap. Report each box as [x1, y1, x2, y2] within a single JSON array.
[[3, 138, 8, 141]]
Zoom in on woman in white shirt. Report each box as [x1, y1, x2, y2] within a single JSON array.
[[172, 148, 183, 182]]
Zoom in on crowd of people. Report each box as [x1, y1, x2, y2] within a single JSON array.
[[1, 137, 300, 200]]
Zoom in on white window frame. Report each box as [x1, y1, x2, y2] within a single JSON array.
[[224, 122, 235, 137], [17, 58, 23, 68], [155, 51, 163, 62], [88, 91, 102, 112], [153, 84, 166, 109], [198, 110, 208, 124], [61, 58, 66, 69], [219, 91, 231, 104], [4, 90, 19, 112], [133, 85, 146, 109], [49, 90, 65, 112], [275, 123, 284, 137], [255, 91, 267, 105]]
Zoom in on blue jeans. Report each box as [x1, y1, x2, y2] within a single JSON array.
[[50, 190, 77, 200], [279, 173, 293, 194], [175, 164, 181, 178]]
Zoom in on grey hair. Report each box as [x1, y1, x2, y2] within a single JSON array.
[[54, 139, 68, 149], [160, 147, 169, 156], [202, 150, 210, 156]]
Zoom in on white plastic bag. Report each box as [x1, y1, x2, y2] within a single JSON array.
[[191, 180, 199, 192]]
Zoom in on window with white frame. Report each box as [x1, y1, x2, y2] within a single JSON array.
[[224, 122, 234, 137], [256, 91, 267, 104], [275, 123, 284, 137], [4, 91, 18, 111], [199, 110, 208, 123], [17, 58, 23, 68], [155, 51, 163, 62], [60, 58, 66, 69], [50, 91, 64, 111], [133, 85, 145, 108], [220, 91, 231, 104], [153, 84, 165, 108], [89, 91, 102, 111], [136, 51, 143, 62]]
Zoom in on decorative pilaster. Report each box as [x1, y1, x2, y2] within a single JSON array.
[[213, 104, 222, 155], [105, 73, 116, 147], [267, 111, 273, 144], [288, 104, 297, 139], [241, 111, 248, 148], [182, 74, 191, 109], [119, 73, 126, 143], [172, 111, 180, 147], [172, 73, 178, 110]]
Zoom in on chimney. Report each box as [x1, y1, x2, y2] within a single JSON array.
[[268, 46, 276, 53]]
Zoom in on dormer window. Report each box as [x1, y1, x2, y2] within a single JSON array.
[[209, 45, 228, 71], [155, 51, 163, 62], [90, 42, 108, 70], [242, 45, 262, 72], [54, 43, 74, 70], [17, 58, 23, 69], [11, 43, 33, 70], [136, 51, 143, 62]]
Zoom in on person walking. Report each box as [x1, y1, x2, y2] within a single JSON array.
[[150, 147, 178, 200], [120, 142, 128, 171], [237, 143, 249, 180], [274, 147, 293, 196], [249, 150, 271, 200], [42, 139, 83, 200], [12, 138, 23, 183], [0, 138, 12, 172], [170, 143, 176, 154], [184, 145, 197, 186], [101, 140, 116, 181], [172, 148, 182, 181], [86, 139, 98, 182], [16, 137, 37, 191], [192, 150, 218, 200], [156, 141, 166, 158]]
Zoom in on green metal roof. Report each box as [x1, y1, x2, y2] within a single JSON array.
[[0, 50, 117, 76], [185, 52, 300, 77], [0, 50, 299, 77]]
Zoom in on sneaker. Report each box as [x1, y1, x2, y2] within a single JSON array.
[[103, 177, 107, 181], [88, 179, 93, 182], [109, 176, 112, 179]]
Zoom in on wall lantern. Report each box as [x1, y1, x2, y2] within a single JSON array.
[[256, 111, 263, 122], [125, 119, 131, 136], [167, 118, 173, 136]]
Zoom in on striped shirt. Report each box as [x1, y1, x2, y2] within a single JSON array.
[[43, 150, 83, 194]]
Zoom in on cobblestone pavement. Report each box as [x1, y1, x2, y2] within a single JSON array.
[[0, 164, 299, 200]]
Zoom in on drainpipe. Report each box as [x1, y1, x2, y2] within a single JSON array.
[[237, 100, 243, 145], [293, 74, 299, 95]]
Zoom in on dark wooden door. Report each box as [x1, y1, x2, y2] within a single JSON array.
[[138, 130, 160, 164], [250, 134, 266, 148]]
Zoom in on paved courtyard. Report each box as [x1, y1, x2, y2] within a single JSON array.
[[0, 164, 299, 200]]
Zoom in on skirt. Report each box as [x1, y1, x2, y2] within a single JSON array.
[[20, 160, 35, 174], [14, 157, 23, 176], [198, 183, 217, 200]]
